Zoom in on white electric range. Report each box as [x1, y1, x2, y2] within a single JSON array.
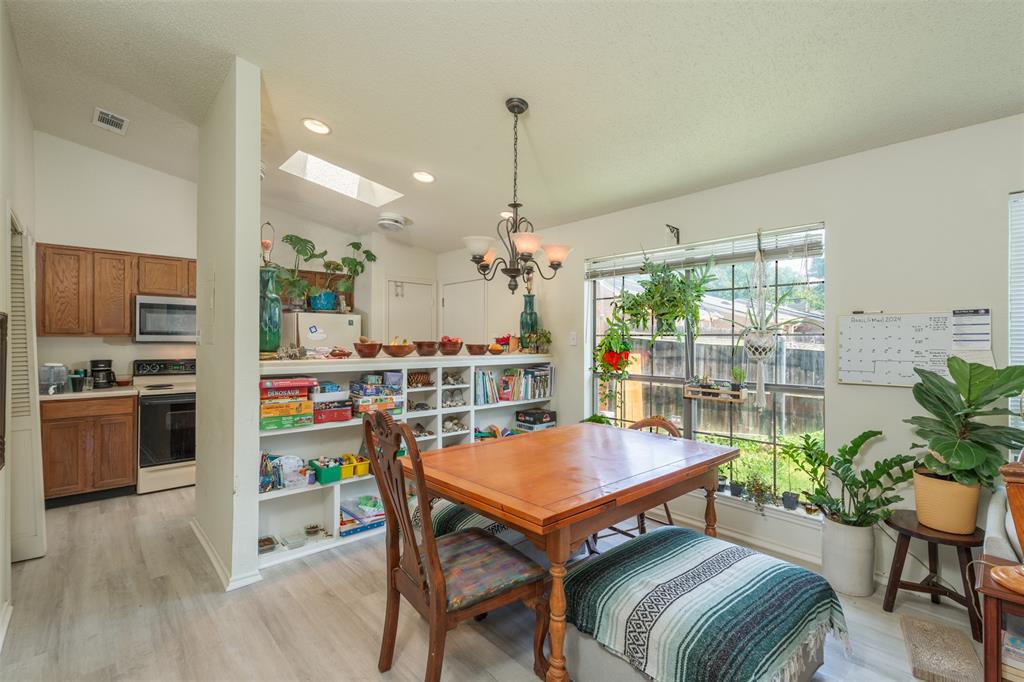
[[133, 358, 196, 494]]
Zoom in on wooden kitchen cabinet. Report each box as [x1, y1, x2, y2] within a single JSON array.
[[36, 244, 92, 335], [138, 255, 189, 296], [92, 250, 136, 336], [187, 259, 197, 297], [41, 396, 137, 499]]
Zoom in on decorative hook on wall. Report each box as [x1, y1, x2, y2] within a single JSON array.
[[666, 224, 680, 245]]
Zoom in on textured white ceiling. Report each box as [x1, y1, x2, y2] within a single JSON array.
[[8, 1, 1024, 252]]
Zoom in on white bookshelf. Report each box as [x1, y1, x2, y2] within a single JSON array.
[[256, 353, 554, 571]]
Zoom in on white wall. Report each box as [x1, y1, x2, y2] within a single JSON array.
[[193, 57, 262, 591], [0, 1, 35, 647], [366, 232, 437, 342], [437, 115, 1024, 582]]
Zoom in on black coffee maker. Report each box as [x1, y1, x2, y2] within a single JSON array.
[[90, 359, 116, 389]]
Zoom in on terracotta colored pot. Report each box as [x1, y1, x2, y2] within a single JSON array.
[[465, 344, 488, 355], [439, 341, 463, 356], [913, 468, 980, 534], [382, 344, 415, 358], [413, 341, 439, 356], [353, 342, 382, 358]]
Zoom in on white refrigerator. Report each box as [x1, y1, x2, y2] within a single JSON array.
[[281, 312, 362, 348]]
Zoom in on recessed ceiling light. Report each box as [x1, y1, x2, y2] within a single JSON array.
[[302, 118, 331, 135], [412, 170, 435, 183], [499, 211, 513, 219], [279, 151, 403, 207]]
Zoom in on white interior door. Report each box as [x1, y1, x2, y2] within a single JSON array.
[[9, 220, 46, 561], [385, 279, 435, 342], [442, 279, 486, 342]]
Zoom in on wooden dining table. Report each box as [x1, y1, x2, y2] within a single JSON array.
[[401, 421, 740, 682]]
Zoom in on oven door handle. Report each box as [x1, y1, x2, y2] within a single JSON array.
[[140, 393, 196, 406]]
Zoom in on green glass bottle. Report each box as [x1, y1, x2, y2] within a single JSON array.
[[519, 293, 538, 347], [259, 266, 281, 352]]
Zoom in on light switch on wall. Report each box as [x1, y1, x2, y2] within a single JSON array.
[[569, 331, 577, 346]]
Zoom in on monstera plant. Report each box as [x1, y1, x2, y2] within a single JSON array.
[[905, 357, 1024, 533]]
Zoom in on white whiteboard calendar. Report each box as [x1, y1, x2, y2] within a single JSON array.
[[838, 313, 954, 386]]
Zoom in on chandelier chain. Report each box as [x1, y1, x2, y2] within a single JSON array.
[[512, 112, 519, 205]]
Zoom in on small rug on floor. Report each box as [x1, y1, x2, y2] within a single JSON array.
[[899, 614, 981, 682]]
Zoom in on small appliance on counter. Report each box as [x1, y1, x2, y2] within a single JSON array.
[[134, 358, 196, 494], [280, 311, 362, 349], [38, 363, 68, 395], [90, 359, 116, 389]]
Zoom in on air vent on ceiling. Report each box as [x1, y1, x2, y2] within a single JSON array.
[[377, 213, 411, 233], [92, 107, 129, 135]]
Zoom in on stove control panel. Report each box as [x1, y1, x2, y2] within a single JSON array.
[[133, 358, 196, 377]]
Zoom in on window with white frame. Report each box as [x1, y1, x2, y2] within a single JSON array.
[[587, 224, 825, 497]]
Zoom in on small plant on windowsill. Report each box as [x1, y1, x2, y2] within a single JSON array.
[[744, 473, 776, 515], [731, 366, 746, 391]]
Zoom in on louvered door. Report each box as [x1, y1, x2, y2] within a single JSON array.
[[10, 228, 46, 560]]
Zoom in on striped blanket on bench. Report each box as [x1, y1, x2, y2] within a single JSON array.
[[565, 527, 848, 682]]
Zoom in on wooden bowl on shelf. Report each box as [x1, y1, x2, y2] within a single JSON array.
[[414, 341, 439, 356], [383, 344, 415, 358], [439, 341, 463, 356], [465, 344, 488, 355], [487, 345, 505, 355], [353, 342, 382, 358]]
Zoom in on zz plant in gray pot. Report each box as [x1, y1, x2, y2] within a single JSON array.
[[905, 357, 1024, 534], [780, 430, 915, 596]]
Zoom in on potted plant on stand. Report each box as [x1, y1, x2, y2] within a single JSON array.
[[904, 356, 1024, 534], [780, 430, 915, 596]]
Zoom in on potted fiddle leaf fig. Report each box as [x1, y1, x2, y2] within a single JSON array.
[[904, 357, 1024, 534], [780, 430, 915, 596]]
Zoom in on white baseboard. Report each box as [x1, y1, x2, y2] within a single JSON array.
[[0, 600, 13, 656], [647, 507, 822, 567], [189, 517, 263, 592]]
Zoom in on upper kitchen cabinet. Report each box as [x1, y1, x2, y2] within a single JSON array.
[[36, 244, 93, 335], [138, 255, 189, 296], [92, 251, 136, 336], [187, 259, 197, 297]]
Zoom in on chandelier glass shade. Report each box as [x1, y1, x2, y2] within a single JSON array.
[[462, 97, 569, 292]]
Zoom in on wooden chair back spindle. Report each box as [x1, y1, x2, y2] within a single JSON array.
[[363, 411, 446, 611], [629, 416, 682, 438]]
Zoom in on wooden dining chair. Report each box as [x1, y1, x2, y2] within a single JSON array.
[[591, 416, 680, 551], [363, 411, 550, 682]]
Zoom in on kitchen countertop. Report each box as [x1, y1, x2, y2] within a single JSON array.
[[39, 385, 139, 402]]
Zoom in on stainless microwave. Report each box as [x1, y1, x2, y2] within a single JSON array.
[[135, 295, 197, 343]]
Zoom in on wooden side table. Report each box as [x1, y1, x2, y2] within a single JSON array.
[[882, 510, 984, 642], [977, 554, 1024, 682]]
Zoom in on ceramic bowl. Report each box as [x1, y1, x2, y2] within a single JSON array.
[[465, 344, 488, 355], [414, 341, 439, 356], [383, 344, 415, 358], [439, 341, 463, 356], [353, 342, 383, 358]]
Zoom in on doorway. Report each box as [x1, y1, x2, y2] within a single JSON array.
[[385, 278, 435, 342], [441, 279, 486, 342]]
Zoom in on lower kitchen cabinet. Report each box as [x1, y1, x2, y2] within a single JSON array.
[[41, 396, 137, 499]]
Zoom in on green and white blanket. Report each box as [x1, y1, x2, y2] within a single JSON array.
[[565, 527, 849, 682]]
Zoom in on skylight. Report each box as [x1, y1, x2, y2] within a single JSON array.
[[279, 151, 403, 207]]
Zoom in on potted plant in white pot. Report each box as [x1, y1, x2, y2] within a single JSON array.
[[780, 431, 915, 596], [904, 357, 1024, 534]]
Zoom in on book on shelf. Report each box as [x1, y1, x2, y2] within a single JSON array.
[[474, 364, 553, 405], [259, 377, 319, 389], [1005, 664, 1024, 682], [1006, 630, 1024, 671]]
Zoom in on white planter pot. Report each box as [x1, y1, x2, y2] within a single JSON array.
[[821, 517, 876, 597]]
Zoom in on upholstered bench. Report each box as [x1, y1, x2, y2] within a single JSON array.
[[563, 527, 849, 682]]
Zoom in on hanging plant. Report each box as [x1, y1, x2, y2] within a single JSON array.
[[592, 257, 715, 403], [617, 258, 716, 342], [593, 307, 632, 402]]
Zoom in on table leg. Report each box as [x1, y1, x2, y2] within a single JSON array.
[[927, 542, 940, 604], [957, 547, 982, 642], [546, 528, 570, 682], [883, 532, 910, 612], [984, 596, 1000, 682], [704, 486, 717, 537]]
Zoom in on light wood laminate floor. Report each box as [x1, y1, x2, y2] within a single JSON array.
[[1, 488, 980, 681]]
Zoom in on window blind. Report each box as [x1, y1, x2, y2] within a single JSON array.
[[584, 222, 824, 280], [1009, 193, 1024, 425]]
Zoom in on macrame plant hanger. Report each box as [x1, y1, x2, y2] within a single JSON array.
[[745, 231, 776, 410]]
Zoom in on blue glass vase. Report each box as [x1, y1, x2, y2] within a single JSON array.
[[520, 294, 539, 345], [259, 266, 281, 352]]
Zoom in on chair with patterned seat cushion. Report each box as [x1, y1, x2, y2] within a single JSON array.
[[364, 411, 549, 682]]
